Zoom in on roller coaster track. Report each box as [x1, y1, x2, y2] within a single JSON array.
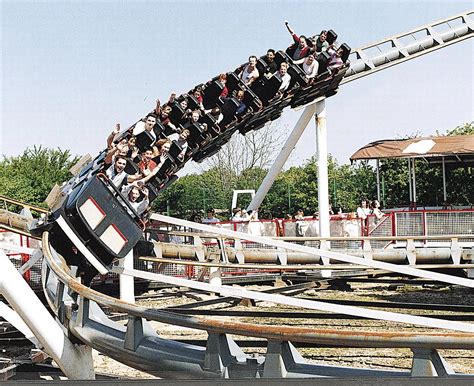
[[39, 230, 474, 378], [1, 11, 473, 379], [342, 10, 473, 84]]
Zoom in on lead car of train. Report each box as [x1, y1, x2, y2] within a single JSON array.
[[30, 31, 351, 284]]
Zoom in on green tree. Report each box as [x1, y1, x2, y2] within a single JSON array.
[[0, 146, 79, 207]]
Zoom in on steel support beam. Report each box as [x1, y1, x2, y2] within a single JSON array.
[[247, 103, 317, 212], [120, 250, 135, 303], [315, 99, 330, 239], [0, 250, 95, 379]]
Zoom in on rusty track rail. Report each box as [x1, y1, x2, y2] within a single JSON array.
[[40, 230, 474, 379]]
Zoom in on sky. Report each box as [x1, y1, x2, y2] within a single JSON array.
[[1, 0, 473, 174]]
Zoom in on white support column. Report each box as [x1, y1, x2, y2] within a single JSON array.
[[247, 103, 317, 212], [120, 250, 135, 304], [408, 159, 413, 206], [412, 158, 417, 208], [0, 251, 95, 379], [315, 99, 330, 239], [376, 159, 381, 202], [315, 99, 331, 278], [442, 156, 447, 203]]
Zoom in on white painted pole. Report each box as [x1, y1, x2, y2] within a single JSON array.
[[315, 99, 330, 239], [315, 99, 331, 278], [376, 159, 381, 202], [247, 103, 317, 212], [412, 158, 417, 209], [0, 251, 95, 379], [442, 156, 447, 203], [120, 250, 135, 304], [408, 159, 413, 207]]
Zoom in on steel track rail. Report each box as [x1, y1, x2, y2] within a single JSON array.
[[42, 231, 474, 349], [341, 10, 473, 84], [159, 309, 474, 322], [168, 296, 474, 313]]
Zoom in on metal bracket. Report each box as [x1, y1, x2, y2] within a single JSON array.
[[276, 247, 287, 266], [217, 237, 229, 263], [204, 333, 252, 377], [263, 340, 306, 378], [18, 249, 43, 276], [406, 239, 416, 265], [391, 38, 409, 58], [193, 236, 205, 262], [234, 239, 245, 264], [426, 26, 445, 46], [363, 240, 373, 260], [411, 348, 455, 377], [76, 296, 90, 328], [124, 316, 144, 352], [450, 237, 462, 265], [354, 49, 376, 70], [153, 242, 163, 259]]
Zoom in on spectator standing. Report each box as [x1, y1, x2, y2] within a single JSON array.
[[371, 200, 385, 224], [357, 199, 371, 236], [231, 207, 242, 221], [240, 209, 251, 221], [202, 208, 220, 224], [295, 208, 305, 237]]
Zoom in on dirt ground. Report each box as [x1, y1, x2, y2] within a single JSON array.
[[4, 280, 473, 379], [92, 280, 474, 378]]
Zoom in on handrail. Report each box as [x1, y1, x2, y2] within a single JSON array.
[[152, 229, 474, 242], [275, 234, 474, 241], [0, 194, 49, 214], [139, 256, 474, 271], [0, 223, 40, 239]]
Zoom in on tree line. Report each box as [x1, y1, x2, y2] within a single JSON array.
[[0, 123, 472, 219]]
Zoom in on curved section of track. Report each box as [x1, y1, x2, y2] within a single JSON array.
[[41, 231, 474, 378]]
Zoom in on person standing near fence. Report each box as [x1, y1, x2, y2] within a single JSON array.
[[356, 199, 371, 236], [371, 200, 385, 224]]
